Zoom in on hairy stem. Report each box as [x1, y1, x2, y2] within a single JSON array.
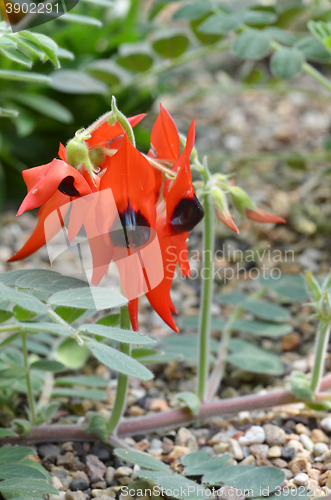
[[311, 320, 330, 393], [107, 305, 131, 434], [197, 158, 214, 401], [22, 333, 36, 424]]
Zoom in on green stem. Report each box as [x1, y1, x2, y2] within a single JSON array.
[[107, 305, 131, 434], [47, 309, 84, 345], [302, 62, 331, 94], [310, 320, 330, 393], [197, 159, 214, 401], [111, 96, 136, 147], [22, 333, 36, 424], [0, 324, 22, 333]]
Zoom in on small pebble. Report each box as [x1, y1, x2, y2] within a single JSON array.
[[52, 476, 64, 490], [228, 439, 244, 461], [300, 434, 314, 452], [309, 469, 321, 481], [293, 473, 309, 486], [250, 444, 269, 457], [86, 455, 107, 483], [272, 458, 287, 468], [114, 467, 133, 478], [49, 494, 66, 500], [240, 455, 256, 466], [295, 423, 310, 435], [319, 470, 330, 486], [239, 426, 265, 446], [311, 429, 329, 444], [263, 424, 286, 446], [213, 443, 229, 454], [282, 468, 294, 480], [90, 446, 111, 462], [207, 432, 230, 445], [321, 418, 331, 433], [39, 444, 61, 458], [69, 478, 90, 492], [267, 446, 282, 458], [314, 443, 329, 456], [65, 492, 86, 500], [105, 467, 115, 486]]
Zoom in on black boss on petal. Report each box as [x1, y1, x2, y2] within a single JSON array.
[[110, 204, 151, 248], [169, 195, 205, 235], [58, 176, 81, 197]]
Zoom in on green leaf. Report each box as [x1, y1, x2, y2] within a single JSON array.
[[232, 29, 271, 60], [19, 31, 60, 68], [86, 412, 108, 442], [12, 34, 45, 58], [243, 300, 290, 322], [0, 478, 58, 496], [0, 37, 17, 48], [182, 451, 230, 476], [116, 52, 154, 72], [202, 465, 285, 496], [231, 319, 292, 336], [228, 339, 284, 375], [137, 471, 204, 500], [12, 94, 73, 123], [48, 287, 127, 310], [174, 392, 201, 416], [173, 2, 213, 20], [79, 324, 155, 345], [152, 34, 190, 58], [0, 107, 19, 117], [190, 14, 223, 45], [259, 274, 308, 302], [51, 387, 106, 400], [264, 27, 297, 45], [15, 270, 88, 294], [54, 306, 86, 324], [30, 360, 65, 372], [58, 13, 103, 26], [295, 36, 331, 62], [199, 13, 243, 34], [161, 334, 218, 362], [55, 338, 90, 369], [217, 292, 247, 305], [131, 348, 158, 359], [271, 47, 304, 79], [97, 313, 120, 327], [0, 429, 18, 438], [0, 464, 47, 480], [0, 70, 50, 83], [290, 370, 314, 401], [12, 418, 31, 437], [86, 60, 123, 86], [54, 375, 108, 388], [0, 48, 32, 67], [0, 446, 34, 464], [0, 367, 27, 381], [18, 322, 71, 337], [87, 341, 153, 381], [0, 283, 48, 314], [49, 70, 107, 94], [243, 9, 277, 26], [115, 448, 170, 472], [0, 311, 13, 323], [13, 305, 37, 321]]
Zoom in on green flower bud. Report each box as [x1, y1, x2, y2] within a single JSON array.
[[229, 186, 255, 214], [66, 136, 96, 185], [306, 270, 322, 302]]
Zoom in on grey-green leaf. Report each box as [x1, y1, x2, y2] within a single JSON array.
[[231, 319, 292, 336], [174, 392, 201, 416], [228, 339, 284, 375], [50, 70, 107, 94], [0, 283, 48, 314], [173, 2, 213, 20], [30, 360, 65, 372], [0, 478, 58, 495], [0, 446, 35, 464], [16, 270, 88, 294], [242, 300, 290, 322], [79, 324, 155, 345], [199, 13, 243, 34], [87, 342, 153, 381], [152, 34, 189, 58], [233, 29, 271, 60], [271, 47, 304, 79], [18, 322, 72, 337], [48, 287, 127, 310], [13, 94, 73, 123], [114, 448, 170, 472], [0, 70, 50, 83]]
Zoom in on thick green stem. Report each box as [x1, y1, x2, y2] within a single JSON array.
[[197, 161, 214, 401], [302, 62, 331, 94], [22, 333, 36, 424], [107, 305, 131, 434], [111, 96, 136, 147], [310, 320, 330, 393]]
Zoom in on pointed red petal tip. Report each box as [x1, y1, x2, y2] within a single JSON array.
[[216, 209, 239, 234], [245, 208, 286, 224]]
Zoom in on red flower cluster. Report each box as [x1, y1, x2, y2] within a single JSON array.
[[9, 106, 204, 332]]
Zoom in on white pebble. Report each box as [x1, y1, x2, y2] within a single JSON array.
[[293, 473, 308, 486], [321, 417, 331, 433], [314, 443, 329, 456], [300, 434, 314, 452], [239, 426, 265, 446]]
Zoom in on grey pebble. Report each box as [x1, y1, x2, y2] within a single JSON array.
[[38, 444, 61, 458], [321, 417, 331, 433], [263, 424, 286, 446], [86, 455, 107, 483], [70, 478, 90, 491], [314, 443, 329, 456], [105, 467, 115, 486]]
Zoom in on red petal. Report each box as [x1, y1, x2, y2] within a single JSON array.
[[86, 114, 146, 149], [149, 104, 180, 161], [128, 299, 139, 332], [216, 208, 239, 234], [58, 143, 67, 162], [17, 159, 92, 216], [8, 191, 69, 262], [245, 208, 286, 224]]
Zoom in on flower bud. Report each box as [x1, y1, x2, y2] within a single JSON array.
[[66, 136, 96, 185], [211, 187, 239, 234], [306, 270, 322, 302], [319, 291, 331, 320], [229, 186, 255, 214], [245, 208, 286, 224]]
